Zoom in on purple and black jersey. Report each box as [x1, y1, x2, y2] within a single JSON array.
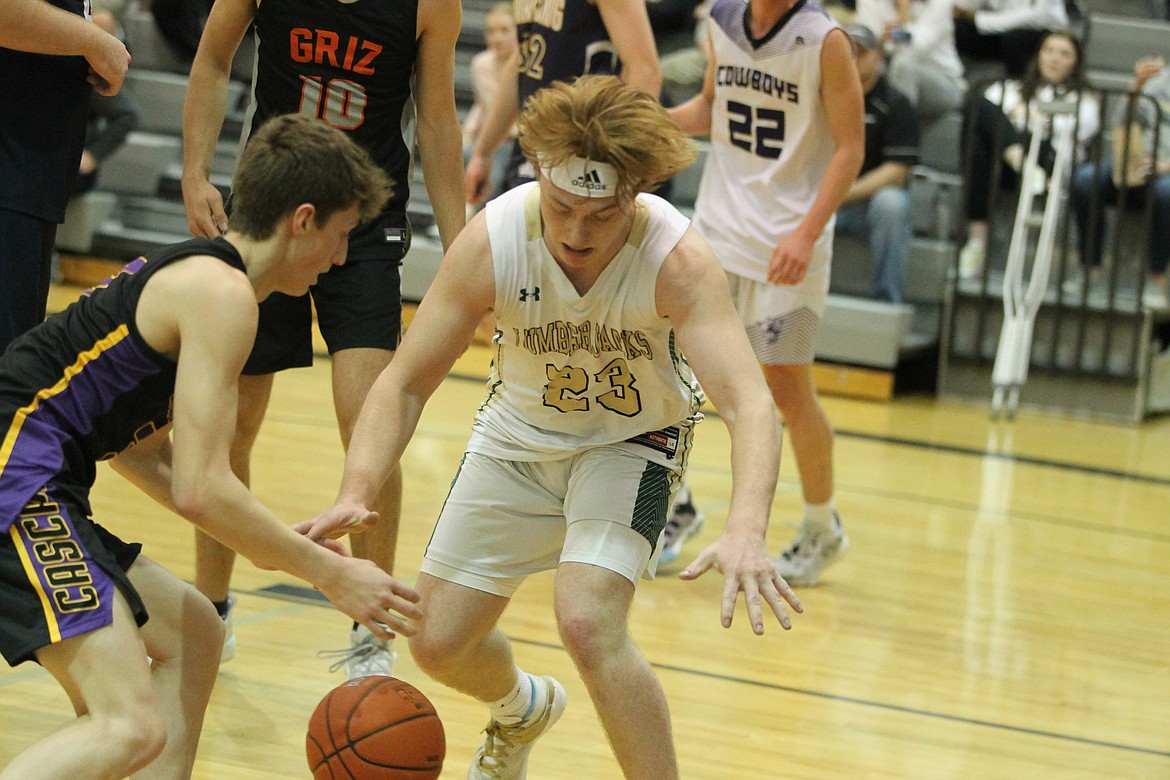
[[0, 238, 246, 532]]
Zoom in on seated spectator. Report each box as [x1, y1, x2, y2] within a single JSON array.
[[959, 30, 1097, 279], [835, 23, 920, 303], [854, 0, 967, 122], [1070, 56, 1170, 308], [953, 0, 1067, 80], [72, 90, 141, 198], [463, 2, 518, 213]]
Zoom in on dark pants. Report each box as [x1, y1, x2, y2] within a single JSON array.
[[0, 208, 56, 356], [1070, 160, 1170, 274], [963, 96, 1056, 223]]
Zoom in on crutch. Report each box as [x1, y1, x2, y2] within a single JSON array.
[[990, 97, 1078, 419]]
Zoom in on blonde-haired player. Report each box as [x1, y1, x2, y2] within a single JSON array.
[[304, 76, 802, 779], [670, 0, 865, 585]]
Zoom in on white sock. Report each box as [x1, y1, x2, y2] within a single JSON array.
[[490, 667, 545, 726], [803, 500, 836, 534]]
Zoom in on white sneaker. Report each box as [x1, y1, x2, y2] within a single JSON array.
[[219, 593, 237, 664], [319, 626, 396, 679], [958, 240, 985, 280], [659, 489, 704, 566], [774, 514, 849, 587], [468, 676, 567, 780]]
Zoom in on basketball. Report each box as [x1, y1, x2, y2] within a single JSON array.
[[306, 676, 445, 779]]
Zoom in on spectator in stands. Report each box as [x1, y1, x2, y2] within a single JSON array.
[[463, 0, 661, 205], [953, 0, 1067, 80], [834, 23, 919, 303], [1070, 56, 1170, 308], [463, 2, 517, 214], [958, 30, 1097, 279], [0, 0, 130, 356], [854, 0, 967, 122]]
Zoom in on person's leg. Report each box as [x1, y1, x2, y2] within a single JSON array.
[[2, 595, 166, 780], [0, 209, 55, 355], [866, 187, 912, 303], [314, 257, 404, 675], [1144, 172, 1170, 301], [129, 556, 223, 779], [408, 574, 515, 701], [332, 347, 399, 572], [1070, 160, 1115, 276], [555, 561, 677, 779]]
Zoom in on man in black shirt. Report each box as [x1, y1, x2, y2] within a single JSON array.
[[834, 23, 920, 303]]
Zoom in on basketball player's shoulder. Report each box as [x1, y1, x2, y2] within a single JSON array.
[[791, 2, 840, 45]]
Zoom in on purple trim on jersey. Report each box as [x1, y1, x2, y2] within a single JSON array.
[[10, 488, 112, 643], [83, 256, 148, 297], [0, 332, 163, 532]]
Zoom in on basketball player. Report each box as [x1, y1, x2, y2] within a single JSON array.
[[669, 0, 864, 586], [182, 0, 464, 674], [303, 76, 803, 779], [463, 0, 662, 204], [0, 115, 420, 780]]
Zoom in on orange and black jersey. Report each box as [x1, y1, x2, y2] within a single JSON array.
[[246, 0, 419, 259], [0, 238, 246, 533]]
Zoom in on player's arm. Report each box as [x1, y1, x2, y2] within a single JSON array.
[[181, 0, 255, 238], [597, 0, 662, 97], [466, 46, 521, 205], [768, 28, 864, 285], [310, 214, 496, 535], [0, 0, 130, 94], [655, 228, 802, 635], [667, 25, 716, 135], [139, 259, 421, 636], [415, 0, 467, 250]]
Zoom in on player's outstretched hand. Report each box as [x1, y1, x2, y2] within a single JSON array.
[[679, 532, 803, 635], [295, 503, 380, 542], [464, 153, 492, 205], [318, 556, 422, 640]]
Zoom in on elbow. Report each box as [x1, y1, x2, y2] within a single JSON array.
[[170, 478, 213, 524]]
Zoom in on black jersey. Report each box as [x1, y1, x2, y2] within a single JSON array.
[[0, 0, 91, 222], [246, 0, 419, 260], [515, 0, 620, 105], [0, 238, 246, 532], [503, 0, 620, 187]]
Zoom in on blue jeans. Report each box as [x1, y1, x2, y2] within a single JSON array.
[[1071, 159, 1170, 275], [834, 187, 913, 302]]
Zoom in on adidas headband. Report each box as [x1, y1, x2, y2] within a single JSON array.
[[539, 155, 620, 198]]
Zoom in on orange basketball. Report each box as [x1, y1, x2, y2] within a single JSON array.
[[306, 676, 445, 780]]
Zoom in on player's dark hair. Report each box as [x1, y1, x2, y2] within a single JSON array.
[[230, 114, 393, 239]]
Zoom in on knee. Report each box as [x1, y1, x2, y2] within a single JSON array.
[[869, 187, 911, 223], [95, 703, 168, 773], [408, 626, 470, 683], [555, 605, 619, 671]]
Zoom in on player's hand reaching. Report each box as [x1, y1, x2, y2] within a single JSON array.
[[679, 531, 803, 635], [464, 152, 493, 205], [767, 231, 815, 285], [316, 556, 422, 640], [295, 503, 380, 542]]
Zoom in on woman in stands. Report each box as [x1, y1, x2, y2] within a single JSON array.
[[958, 30, 1098, 279]]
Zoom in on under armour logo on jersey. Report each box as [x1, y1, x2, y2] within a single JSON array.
[[520, 287, 541, 302]]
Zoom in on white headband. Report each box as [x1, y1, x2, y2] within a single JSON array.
[[539, 155, 620, 198]]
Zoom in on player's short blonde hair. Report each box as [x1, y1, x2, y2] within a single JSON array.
[[518, 75, 697, 202]]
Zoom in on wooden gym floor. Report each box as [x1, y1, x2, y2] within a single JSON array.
[[1, 283, 1168, 778]]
